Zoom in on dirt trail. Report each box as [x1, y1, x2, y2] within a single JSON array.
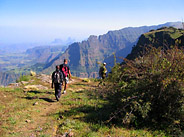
[[14, 100, 58, 136]]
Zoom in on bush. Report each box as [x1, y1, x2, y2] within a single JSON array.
[[16, 75, 31, 82], [157, 27, 167, 30], [82, 78, 90, 83], [30, 70, 36, 76], [149, 29, 155, 32], [103, 46, 184, 134]]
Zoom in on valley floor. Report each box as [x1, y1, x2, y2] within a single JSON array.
[[0, 75, 167, 137]]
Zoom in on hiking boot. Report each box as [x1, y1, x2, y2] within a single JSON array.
[[56, 96, 59, 101], [63, 90, 66, 94]]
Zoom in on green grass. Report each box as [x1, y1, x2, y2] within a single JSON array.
[[0, 87, 22, 93], [8, 117, 17, 125], [145, 27, 184, 40], [54, 88, 167, 136], [16, 75, 32, 82]]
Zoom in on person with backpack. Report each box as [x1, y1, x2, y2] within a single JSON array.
[[99, 62, 107, 79], [98, 62, 107, 86], [51, 65, 64, 101], [60, 59, 71, 94]]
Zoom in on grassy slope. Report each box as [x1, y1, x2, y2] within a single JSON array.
[[145, 27, 184, 40], [0, 76, 166, 137]]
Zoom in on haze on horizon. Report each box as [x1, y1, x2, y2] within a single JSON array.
[[0, 0, 183, 44]]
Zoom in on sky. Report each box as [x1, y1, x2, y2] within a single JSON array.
[[0, 0, 184, 44]]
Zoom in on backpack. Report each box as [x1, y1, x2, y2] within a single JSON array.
[[99, 66, 104, 77], [53, 71, 62, 84], [61, 65, 69, 77]]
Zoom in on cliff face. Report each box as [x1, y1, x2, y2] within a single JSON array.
[[126, 27, 184, 60], [42, 33, 133, 77], [0, 72, 19, 86]]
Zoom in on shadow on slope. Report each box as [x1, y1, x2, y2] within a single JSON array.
[[21, 90, 56, 103], [23, 96, 56, 103]]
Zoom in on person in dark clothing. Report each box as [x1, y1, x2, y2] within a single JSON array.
[[99, 62, 107, 79], [98, 62, 107, 86], [60, 59, 71, 94], [51, 65, 64, 101]]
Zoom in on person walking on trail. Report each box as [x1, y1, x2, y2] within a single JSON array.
[[98, 62, 107, 86], [99, 62, 107, 79], [51, 65, 64, 101], [60, 59, 71, 94]]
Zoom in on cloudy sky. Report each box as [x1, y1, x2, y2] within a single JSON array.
[[0, 0, 183, 44]]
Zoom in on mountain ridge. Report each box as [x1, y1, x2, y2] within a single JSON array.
[[42, 22, 183, 77]]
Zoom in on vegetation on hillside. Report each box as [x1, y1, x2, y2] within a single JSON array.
[[101, 45, 184, 136]]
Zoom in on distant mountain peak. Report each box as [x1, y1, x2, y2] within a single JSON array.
[[51, 38, 63, 44], [51, 37, 75, 45]]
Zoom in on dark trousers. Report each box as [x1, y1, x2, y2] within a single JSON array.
[[98, 74, 106, 87], [54, 83, 62, 100], [102, 74, 106, 79]]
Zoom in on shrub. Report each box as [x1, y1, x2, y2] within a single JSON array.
[[30, 70, 36, 76], [82, 78, 90, 83], [157, 27, 167, 30], [149, 29, 155, 32], [103, 46, 184, 134], [16, 75, 31, 82]]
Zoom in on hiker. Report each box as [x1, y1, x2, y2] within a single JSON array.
[[51, 65, 64, 101], [60, 59, 71, 94], [99, 62, 107, 79], [98, 62, 107, 86]]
